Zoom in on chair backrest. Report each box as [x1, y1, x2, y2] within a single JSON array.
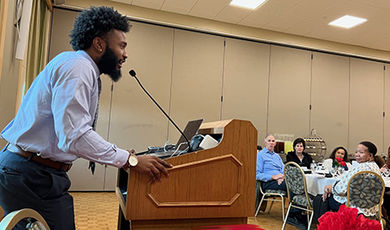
[[284, 161, 311, 207], [347, 171, 385, 210], [0, 208, 50, 230]]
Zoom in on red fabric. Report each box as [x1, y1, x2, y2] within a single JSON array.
[[194, 224, 264, 230], [316, 205, 381, 230]]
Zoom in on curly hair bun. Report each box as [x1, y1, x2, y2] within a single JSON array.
[[70, 6, 130, 51]]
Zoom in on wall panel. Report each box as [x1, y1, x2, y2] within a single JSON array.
[[349, 58, 384, 152], [222, 38, 269, 143], [268, 46, 311, 138], [311, 52, 349, 157], [168, 29, 224, 143]]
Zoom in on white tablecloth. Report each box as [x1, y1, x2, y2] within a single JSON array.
[[305, 174, 340, 196], [383, 177, 390, 188]]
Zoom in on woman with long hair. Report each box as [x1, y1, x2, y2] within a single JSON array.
[[323, 146, 349, 171]]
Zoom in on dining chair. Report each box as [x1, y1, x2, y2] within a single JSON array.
[[254, 180, 286, 220], [347, 170, 385, 228], [282, 161, 314, 230], [0, 208, 50, 230]]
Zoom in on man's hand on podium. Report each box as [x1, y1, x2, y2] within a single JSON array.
[[134, 155, 173, 182]]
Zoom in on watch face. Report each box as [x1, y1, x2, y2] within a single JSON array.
[[129, 155, 138, 166]]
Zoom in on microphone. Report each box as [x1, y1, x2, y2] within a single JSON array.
[[129, 69, 192, 152]]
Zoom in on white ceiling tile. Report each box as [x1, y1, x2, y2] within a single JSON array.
[[189, 0, 230, 19], [132, 0, 164, 10], [161, 0, 199, 14], [214, 7, 253, 24]]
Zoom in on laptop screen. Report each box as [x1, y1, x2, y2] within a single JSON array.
[[175, 119, 203, 150]]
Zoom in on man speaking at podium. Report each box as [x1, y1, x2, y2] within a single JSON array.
[[0, 6, 171, 230]]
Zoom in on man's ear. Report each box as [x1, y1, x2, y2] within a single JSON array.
[[92, 37, 106, 54]]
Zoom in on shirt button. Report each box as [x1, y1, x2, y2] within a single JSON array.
[[116, 161, 121, 165]]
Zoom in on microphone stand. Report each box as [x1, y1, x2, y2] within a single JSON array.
[[128, 70, 192, 152]]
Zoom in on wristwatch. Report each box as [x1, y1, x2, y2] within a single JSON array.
[[128, 150, 138, 167]]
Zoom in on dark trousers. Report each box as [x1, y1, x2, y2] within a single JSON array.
[[0, 147, 75, 230], [262, 179, 287, 191], [313, 194, 342, 224], [328, 194, 342, 211]]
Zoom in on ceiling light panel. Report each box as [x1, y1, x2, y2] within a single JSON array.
[[230, 0, 268, 9], [328, 15, 367, 29]]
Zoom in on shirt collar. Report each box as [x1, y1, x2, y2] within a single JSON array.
[[77, 50, 101, 77], [263, 147, 275, 155]]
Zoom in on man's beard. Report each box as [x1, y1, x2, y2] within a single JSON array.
[[98, 46, 122, 82]]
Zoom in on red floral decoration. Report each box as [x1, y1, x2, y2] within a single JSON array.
[[334, 157, 346, 167], [316, 205, 381, 230]]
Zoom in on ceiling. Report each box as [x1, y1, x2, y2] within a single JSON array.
[[109, 0, 390, 52]]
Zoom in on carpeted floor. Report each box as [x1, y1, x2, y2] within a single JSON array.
[[72, 192, 119, 230], [71, 192, 298, 230]]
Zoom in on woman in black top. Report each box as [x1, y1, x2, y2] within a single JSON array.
[[286, 138, 313, 168]]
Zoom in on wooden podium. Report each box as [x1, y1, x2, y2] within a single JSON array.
[[116, 119, 257, 230]]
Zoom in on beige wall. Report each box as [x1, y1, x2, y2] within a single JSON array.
[[0, 0, 22, 148]]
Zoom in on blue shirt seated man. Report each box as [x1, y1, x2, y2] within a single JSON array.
[[256, 135, 287, 191]]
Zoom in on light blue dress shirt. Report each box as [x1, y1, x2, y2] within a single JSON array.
[[1, 51, 129, 167], [256, 147, 284, 181]]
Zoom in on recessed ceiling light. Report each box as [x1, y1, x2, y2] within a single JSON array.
[[230, 0, 268, 10], [328, 15, 367, 29]]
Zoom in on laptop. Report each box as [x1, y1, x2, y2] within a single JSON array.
[[149, 119, 203, 158], [175, 119, 204, 150]]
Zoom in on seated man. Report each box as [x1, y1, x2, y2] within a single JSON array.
[[257, 135, 307, 229], [256, 135, 286, 191]]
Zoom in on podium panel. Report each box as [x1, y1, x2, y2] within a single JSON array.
[[116, 119, 257, 229]]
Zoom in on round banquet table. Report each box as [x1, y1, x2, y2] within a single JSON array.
[[305, 173, 340, 196]]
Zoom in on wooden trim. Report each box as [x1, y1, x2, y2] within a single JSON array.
[[146, 154, 242, 207], [147, 193, 241, 207], [0, 0, 9, 83], [164, 154, 243, 170], [198, 119, 232, 135]]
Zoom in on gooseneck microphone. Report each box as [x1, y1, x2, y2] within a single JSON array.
[[129, 69, 192, 152]]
